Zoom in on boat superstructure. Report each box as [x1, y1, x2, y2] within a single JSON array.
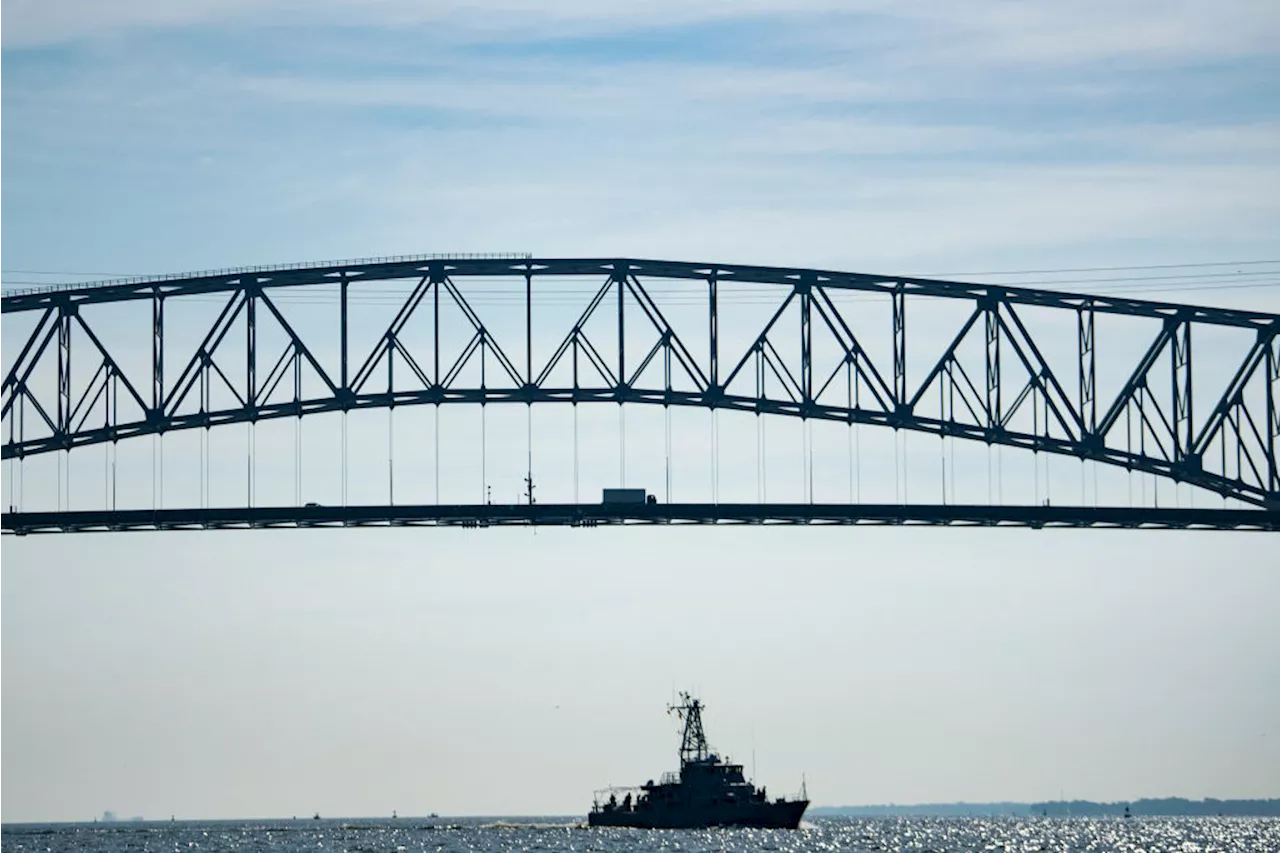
[[587, 692, 808, 829]]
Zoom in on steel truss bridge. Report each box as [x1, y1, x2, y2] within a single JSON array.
[[3, 255, 1279, 533]]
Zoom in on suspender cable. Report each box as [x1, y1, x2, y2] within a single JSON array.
[[805, 418, 814, 503], [757, 413, 764, 504], [800, 419, 807, 503], [711, 409, 719, 504], [986, 441, 992, 505], [940, 434, 947, 506], [902, 431, 908, 505], [996, 442, 1002, 505], [666, 405, 673, 503], [895, 430, 902, 505], [949, 431, 956, 506], [761, 414, 768, 503], [855, 421, 861, 504]]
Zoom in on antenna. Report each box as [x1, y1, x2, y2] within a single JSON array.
[[668, 691, 710, 764], [751, 721, 756, 784]]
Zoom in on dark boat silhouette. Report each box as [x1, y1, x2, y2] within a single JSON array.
[[588, 692, 808, 829]]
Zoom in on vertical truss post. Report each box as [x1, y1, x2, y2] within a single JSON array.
[[152, 288, 164, 417], [432, 268, 442, 387], [104, 363, 114, 430], [246, 284, 257, 411], [985, 300, 1000, 431], [1268, 332, 1279, 496], [615, 267, 627, 391], [572, 334, 580, 390], [340, 275, 349, 392], [525, 271, 533, 387], [709, 273, 719, 392], [800, 277, 812, 405], [755, 344, 764, 401], [57, 305, 72, 439], [200, 353, 210, 414], [1172, 318, 1192, 462], [664, 332, 672, 394], [1078, 304, 1095, 439], [387, 327, 395, 392], [892, 285, 906, 412]]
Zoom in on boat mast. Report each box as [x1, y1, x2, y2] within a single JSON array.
[[669, 691, 710, 764]]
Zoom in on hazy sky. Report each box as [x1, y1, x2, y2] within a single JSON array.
[[3, 0, 1280, 823]]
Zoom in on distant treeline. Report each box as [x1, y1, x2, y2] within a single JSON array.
[[811, 798, 1280, 818], [1034, 799, 1280, 817]]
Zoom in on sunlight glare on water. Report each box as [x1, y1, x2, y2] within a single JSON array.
[[3, 816, 1279, 852]]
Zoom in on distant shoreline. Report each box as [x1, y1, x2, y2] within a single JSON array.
[[812, 798, 1280, 817], [5, 801, 1280, 826]]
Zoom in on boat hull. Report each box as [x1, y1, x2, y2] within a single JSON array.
[[587, 799, 807, 829]]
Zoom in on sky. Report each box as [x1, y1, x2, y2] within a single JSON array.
[[3, 0, 1280, 823]]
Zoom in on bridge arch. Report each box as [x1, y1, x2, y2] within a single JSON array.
[[3, 256, 1278, 508]]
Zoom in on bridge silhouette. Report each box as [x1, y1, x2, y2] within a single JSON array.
[[3, 255, 1278, 532]]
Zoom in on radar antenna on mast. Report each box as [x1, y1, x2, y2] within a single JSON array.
[[668, 691, 711, 764]]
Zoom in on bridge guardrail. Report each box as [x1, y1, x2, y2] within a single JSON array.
[[0, 252, 535, 297]]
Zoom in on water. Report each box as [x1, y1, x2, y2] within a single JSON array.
[[4, 816, 1278, 852]]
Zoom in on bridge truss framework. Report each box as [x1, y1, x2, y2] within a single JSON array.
[[3, 256, 1278, 530]]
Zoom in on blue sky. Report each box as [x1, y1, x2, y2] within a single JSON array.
[[4, 1, 1279, 279], [3, 0, 1280, 823]]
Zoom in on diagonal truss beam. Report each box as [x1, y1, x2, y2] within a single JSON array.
[[3, 258, 1277, 509]]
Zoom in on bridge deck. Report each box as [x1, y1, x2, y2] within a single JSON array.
[[3, 503, 1276, 533]]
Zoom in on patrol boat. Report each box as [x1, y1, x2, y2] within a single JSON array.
[[587, 692, 808, 829]]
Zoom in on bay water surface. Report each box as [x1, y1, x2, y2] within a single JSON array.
[[4, 816, 1278, 852]]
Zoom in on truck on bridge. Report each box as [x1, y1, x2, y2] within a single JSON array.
[[603, 488, 657, 505]]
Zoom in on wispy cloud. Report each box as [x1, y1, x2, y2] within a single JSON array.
[[7, 0, 1280, 63], [3, 0, 1278, 287]]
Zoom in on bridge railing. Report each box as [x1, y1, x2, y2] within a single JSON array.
[[0, 252, 535, 297]]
